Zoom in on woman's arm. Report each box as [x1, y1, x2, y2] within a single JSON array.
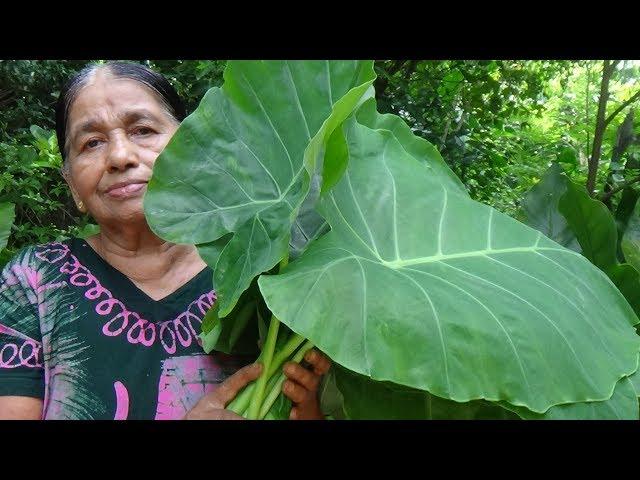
[[0, 396, 43, 420], [0, 247, 47, 420]]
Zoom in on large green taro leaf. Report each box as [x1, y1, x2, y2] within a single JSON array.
[[558, 180, 640, 319], [521, 163, 580, 253], [501, 375, 639, 420], [145, 61, 375, 316], [558, 180, 618, 271], [260, 117, 640, 414], [615, 188, 640, 260], [0, 202, 15, 251], [334, 364, 518, 420], [621, 197, 640, 273], [289, 171, 329, 261], [629, 363, 640, 399], [354, 99, 467, 196], [338, 361, 639, 419], [522, 167, 640, 318]]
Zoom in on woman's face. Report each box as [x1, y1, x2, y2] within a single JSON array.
[[64, 71, 179, 228]]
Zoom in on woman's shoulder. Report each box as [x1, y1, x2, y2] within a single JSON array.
[[0, 239, 78, 324], [1, 238, 75, 276]]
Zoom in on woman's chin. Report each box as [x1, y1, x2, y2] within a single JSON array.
[[97, 204, 147, 227]]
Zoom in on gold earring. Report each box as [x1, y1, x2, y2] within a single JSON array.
[[77, 201, 85, 212]]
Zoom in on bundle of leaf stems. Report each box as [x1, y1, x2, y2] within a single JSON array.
[[226, 255, 314, 419]]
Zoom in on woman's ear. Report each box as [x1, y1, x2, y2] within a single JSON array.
[[61, 167, 84, 212]]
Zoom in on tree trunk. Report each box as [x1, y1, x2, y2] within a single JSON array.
[[586, 60, 617, 196]]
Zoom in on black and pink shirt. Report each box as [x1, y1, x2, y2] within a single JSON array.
[[0, 238, 255, 419]]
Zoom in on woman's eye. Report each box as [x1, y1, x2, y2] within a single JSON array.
[[133, 127, 154, 136], [84, 139, 102, 149]]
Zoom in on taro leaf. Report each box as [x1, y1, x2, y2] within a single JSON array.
[[200, 298, 258, 355], [199, 279, 261, 356], [260, 115, 640, 414], [615, 187, 640, 238], [558, 180, 640, 318], [0, 202, 15, 251], [629, 363, 640, 400], [334, 364, 517, 420], [607, 264, 640, 318], [197, 233, 265, 354], [289, 169, 329, 261], [198, 233, 247, 353], [558, 180, 617, 271], [521, 164, 580, 252], [196, 234, 233, 269], [289, 124, 355, 260], [256, 304, 268, 350], [318, 367, 347, 420], [354, 99, 466, 195], [616, 188, 640, 262], [621, 197, 640, 272], [501, 375, 639, 420], [145, 61, 376, 317]]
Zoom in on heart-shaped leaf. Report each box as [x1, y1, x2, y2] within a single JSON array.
[[145, 61, 376, 316], [260, 115, 640, 413], [521, 163, 580, 252]]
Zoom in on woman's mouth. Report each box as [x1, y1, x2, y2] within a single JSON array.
[[105, 182, 148, 198]]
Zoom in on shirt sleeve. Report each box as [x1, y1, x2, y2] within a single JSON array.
[[0, 247, 45, 399]]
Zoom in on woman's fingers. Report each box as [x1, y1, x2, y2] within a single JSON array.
[[304, 349, 332, 376], [184, 363, 263, 420], [213, 362, 263, 408], [284, 362, 320, 392], [282, 379, 308, 404], [186, 408, 245, 420]]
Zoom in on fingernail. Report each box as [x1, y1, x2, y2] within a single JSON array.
[[284, 364, 294, 375]]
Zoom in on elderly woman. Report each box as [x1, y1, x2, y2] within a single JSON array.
[[0, 61, 330, 420]]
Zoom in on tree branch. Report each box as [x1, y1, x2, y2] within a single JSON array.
[[604, 89, 640, 128], [599, 175, 640, 202]]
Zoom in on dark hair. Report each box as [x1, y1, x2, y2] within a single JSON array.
[[55, 61, 187, 163]]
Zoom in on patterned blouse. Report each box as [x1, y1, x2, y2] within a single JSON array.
[[0, 238, 254, 419]]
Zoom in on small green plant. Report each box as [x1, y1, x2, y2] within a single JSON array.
[[0, 202, 15, 268], [0, 126, 99, 254]]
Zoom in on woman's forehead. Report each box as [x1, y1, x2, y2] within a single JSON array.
[[68, 74, 167, 126]]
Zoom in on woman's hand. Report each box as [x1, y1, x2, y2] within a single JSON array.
[[184, 363, 262, 420], [282, 349, 332, 420]]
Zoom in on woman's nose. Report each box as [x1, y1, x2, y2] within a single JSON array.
[[106, 134, 139, 173]]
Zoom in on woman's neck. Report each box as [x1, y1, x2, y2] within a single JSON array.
[[85, 222, 204, 285]]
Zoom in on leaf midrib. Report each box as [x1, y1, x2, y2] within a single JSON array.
[[381, 245, 580, 268]]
